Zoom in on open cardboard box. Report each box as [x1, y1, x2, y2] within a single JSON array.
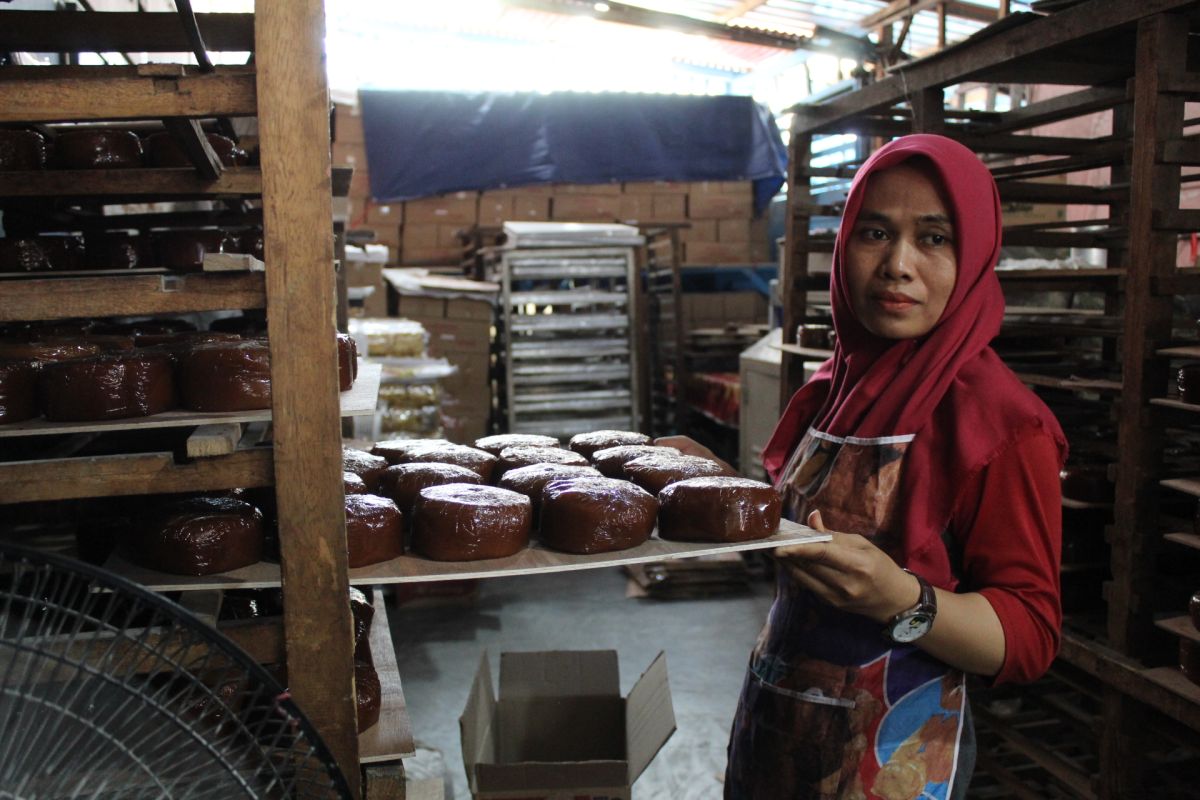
[[461, 650, 675, 800]]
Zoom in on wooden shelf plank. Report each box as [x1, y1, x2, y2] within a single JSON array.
[[1164, 532, 1200, 551], [1153, 615, 1200, 644], [0, 272, 266, 323], [101, 520, 830, 591], [1150, 397, 1200, 414], [0, 361, 380, 439], [1157, 345, 1200, 358], [0, 68, 257, 123], [0, 168, 261, 199], [1016, 373, 1123, 393], [1161, 477, 1200, 498], [1141, 667, 1200, 708], [0, 11, 255, 54], [773, 343, 834, 359], [0, 447, 273, 504], [360, 592, 415, 762], [1062, 497, 1113, 510], [996, 268, 1125, 281]]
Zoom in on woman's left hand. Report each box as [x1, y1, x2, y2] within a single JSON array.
[[775, 511, 921, 624]]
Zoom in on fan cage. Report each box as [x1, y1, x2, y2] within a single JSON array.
[[0, 542, 352, 800]]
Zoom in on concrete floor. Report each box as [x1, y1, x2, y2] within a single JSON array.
[[387, 566, 775, 800]]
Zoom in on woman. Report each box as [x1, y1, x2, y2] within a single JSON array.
[[661, 134, 1066, 800]]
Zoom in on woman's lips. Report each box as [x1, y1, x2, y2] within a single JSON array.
[[872, 291, 918, 312]]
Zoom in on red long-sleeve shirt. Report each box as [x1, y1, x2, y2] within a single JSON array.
[[948, 430, 1063, 685]]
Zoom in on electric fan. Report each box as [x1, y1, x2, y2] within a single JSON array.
[[0, 541, 354, 799]]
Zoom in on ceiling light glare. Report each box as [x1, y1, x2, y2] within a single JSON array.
[[594, 2, 611, 11]]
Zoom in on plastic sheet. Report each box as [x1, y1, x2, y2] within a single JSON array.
[[359, 91, 787, 213]]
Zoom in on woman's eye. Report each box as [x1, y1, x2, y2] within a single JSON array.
[[926, 233, 951, 246], [861, 228, 887, 241]]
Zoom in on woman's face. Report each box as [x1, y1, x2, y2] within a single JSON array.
[[843, 162, 958, 340]]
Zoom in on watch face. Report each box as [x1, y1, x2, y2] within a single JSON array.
[[890, 613, 932, 643]]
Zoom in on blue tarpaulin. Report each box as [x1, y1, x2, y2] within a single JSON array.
[[358, 91, 787, 214]]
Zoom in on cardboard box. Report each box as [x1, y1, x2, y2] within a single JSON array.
[[331, 142, 367, 170], [333, 104, 364, 144], [688, 191, 754, 220], [625, 180, 689, 195], [392, 293, 494, 323], [359, 224, 400, 249], [552, 194, 621, 221], [402, 224, 462, 253], [461, 650, 674, 800], [349, 169, 370, 200], [690, 180, 750, 195], [617, 193, 653, 222], [718, 219, 751, 243], [479, 191, 514, 226], [365, 203, 403, 227], [343, 260, 387, 317], [422, 318, 491, 357], [512, 195, 551, 221], [653, 194, 687, 220], [401, 247, 461, 266], [553, 182, 622, 195], [684, 241, 753, 264], [406, 192, 479, 225], [679, 220, 717, 243]]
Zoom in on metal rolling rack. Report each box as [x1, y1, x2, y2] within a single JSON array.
[[642, 225, 687, 438], [490, 223, 644, 439]]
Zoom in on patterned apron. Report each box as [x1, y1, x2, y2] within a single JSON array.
[[725, 428, 966, 800]]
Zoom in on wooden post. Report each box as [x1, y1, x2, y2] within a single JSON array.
[[911, 86, 945, 134], [255, 0, 360, 794], [937, 2, 947, 50], [780, 125, 813, 404]]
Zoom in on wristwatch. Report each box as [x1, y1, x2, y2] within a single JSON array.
[[883, 569, 937, 643]]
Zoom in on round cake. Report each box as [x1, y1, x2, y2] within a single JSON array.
[[539, 476, 658, 555], [55, 128, 142, 169], [592, 444, 681, 478], [337, 333, 358, 391], [473, 434, 560, 456], [349, 586, 374, 661], [0, 339, 102, 363], [355, 659, 382, 733], [177, 340, 271, 412], [344, 471, 367, 495], [345, 494, 403, 568], [343, 447, 389, 493], [0, 236, 84, 272], [657, 476, 781, 542], [622, 453, 735, 495], [373, 440, 497, 481], [411, 484, 530, 561], [123, 497, 264, 575], [378, 462, 483, 517], [569, 430, 652, 460], [154, 229, 233, 272], [495, 445, 588, 479], [0, 129, 47, 171], [39, 351, 176, 421], [0, 359, 38, 424], [497, 463, 602, 523], [144, 131, 248, 168]]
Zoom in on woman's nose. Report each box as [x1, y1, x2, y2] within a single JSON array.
[[879, 238, 916, 279]]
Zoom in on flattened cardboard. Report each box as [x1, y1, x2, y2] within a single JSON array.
[[497, 696, 624, 763], [499, 650, 619, 700], [460, 652, 497, 794], [624, 651, 675, 782]]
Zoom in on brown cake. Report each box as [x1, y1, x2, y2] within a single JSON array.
[[657, 476, 781, 543], [0, 339, 102, 363], [0, 236, 84, 272], [378, 462, 483, 517], [337, 333, 358, 392], [143, 131, 248, 168], [177, 340, 271, 412], [411, 484, 530, 561], [539, 476, 658, 555], [0, 129, 47, 170], [349, 586, 374, 661], [569, 430, 652, 460], [40, 351, 175, 421], [154, 229, 234, 272], [622, 453, 736, 495], [84, 232, 149, 270], [473, 434, 560, 456], [345, 494, 403, 568], [123, 497, 264, 575], [344, 471, 367, 495], [343, 447, 389, 493], [495, 445, 589, 479], [373, 440, 497, 481], [0, 359, 38, 424], [496, 463, 602, 523], [355, 659, 382, 733], [54, 129, 143, 169], [592, 444, 681, 478]]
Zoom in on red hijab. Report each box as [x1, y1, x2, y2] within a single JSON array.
[[763, 134, 1067, 583]]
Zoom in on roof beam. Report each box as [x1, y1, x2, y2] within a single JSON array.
[[861, 0, 999, 30], [503, 0, 872, 57]]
